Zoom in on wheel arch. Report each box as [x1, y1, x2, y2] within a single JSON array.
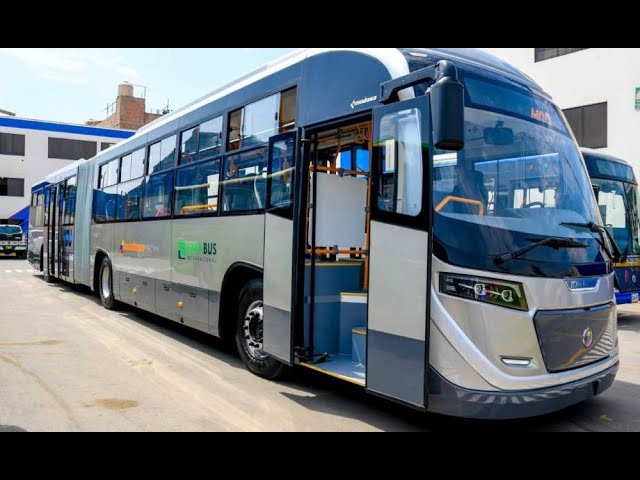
[[218, 262, 263, 344], [92, 249, 110, 294]]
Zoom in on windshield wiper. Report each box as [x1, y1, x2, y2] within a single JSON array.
[[560, 222, 623, 262], [495, 237, 587, 265]]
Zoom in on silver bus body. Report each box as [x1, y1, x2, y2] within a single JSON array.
[[29, 48, 618, 419]]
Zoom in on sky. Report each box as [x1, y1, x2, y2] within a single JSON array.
[[0, 48, 296, 125]]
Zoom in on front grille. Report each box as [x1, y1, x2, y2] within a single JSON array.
[[534, 303, 616, 373]]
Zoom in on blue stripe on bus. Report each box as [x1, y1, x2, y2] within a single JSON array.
[[0, 117, 134, 139]]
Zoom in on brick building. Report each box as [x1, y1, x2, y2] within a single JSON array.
[[86, 83, 163, 131]]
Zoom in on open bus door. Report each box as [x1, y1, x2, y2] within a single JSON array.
[[367, 97, 433, 409], [263, 131, 300, 364]]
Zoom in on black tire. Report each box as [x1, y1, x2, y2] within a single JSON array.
[[235, 278, 284, 380], [41, 247, 55, 283], [43, 259, 55, 283], [19, 251, 27, 260], [98, 256, 118, 310]]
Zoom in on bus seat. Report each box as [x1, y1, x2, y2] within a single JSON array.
[[224, 179, 259, 211]]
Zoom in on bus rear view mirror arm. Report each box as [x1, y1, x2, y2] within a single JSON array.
[[379, 60, 465, 152]]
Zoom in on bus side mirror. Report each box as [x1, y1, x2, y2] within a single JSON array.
[[431, 75, 465, 152]]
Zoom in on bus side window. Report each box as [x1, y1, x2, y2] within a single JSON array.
[[377, 108, 423, 217], [222, 148, 268, 213], [175, 159, 221, 216], [143, 172, 174, 219], [268, 137, 295, 210]]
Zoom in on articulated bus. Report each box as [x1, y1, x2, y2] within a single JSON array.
[[29, 48, 619, 419], [583, 149, 640, 305]]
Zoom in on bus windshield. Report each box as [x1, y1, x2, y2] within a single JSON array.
[[0, 226, 22, 235], [433, 76, 605, 277], [592, 177, 640, 257]]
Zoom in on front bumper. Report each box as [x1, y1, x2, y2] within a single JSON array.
[[616, 291, 640, 305], [428, 362, 618, 420], [0, 245, 27, 255]]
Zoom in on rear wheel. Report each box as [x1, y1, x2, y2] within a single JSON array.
[[18, 251, 27, 260], [99, 257, 117, 310], [235, 279, 284, 380], [42, 250, 55, 283]]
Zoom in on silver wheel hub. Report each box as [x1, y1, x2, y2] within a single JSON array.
[[101, 266, 111, 300], [243, 301, 266, 362]]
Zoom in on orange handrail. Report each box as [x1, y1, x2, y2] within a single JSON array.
[[435, 196, 485, 216], [310, 165, 369, 178], [181, 203, 218, 214]]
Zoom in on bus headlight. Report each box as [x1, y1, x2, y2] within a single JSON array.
[[440, 273, 529, 311]]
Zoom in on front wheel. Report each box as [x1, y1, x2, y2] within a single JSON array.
[[235, 279, 284, 380], [98, 257, 118, 310]]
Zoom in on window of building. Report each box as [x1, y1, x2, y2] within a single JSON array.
[[221, 147, 268, 213], [0, 132, 26, 156], [101, 142, 115, 151], [535, 48, 588, 62], [0, 177, 24, 197], [563, 102, 608, 149], [175, 159, 221, 217], [48, 137, 97, 160], [143, 171, 174, 219], [148, 136, 176, 174]]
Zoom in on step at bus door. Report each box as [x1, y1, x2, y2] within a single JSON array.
[[368, 98, 432, 410], [263, 131, 299, 365]]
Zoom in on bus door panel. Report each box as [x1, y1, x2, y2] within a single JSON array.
[[46, 184, 58, 278], [55, 183, 63, 278], [368, 98, 432, 409], [263, 132, 298, 365]]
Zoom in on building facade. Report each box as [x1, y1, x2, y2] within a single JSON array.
[[86, 83, 164, 131], [0, 117, 133, 229], [483, 48, 640, 171]]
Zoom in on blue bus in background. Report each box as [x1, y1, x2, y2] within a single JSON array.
[[583, 149, 640, 305]]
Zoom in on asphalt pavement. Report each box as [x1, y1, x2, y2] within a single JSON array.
[[1, 258, 639, 432]]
